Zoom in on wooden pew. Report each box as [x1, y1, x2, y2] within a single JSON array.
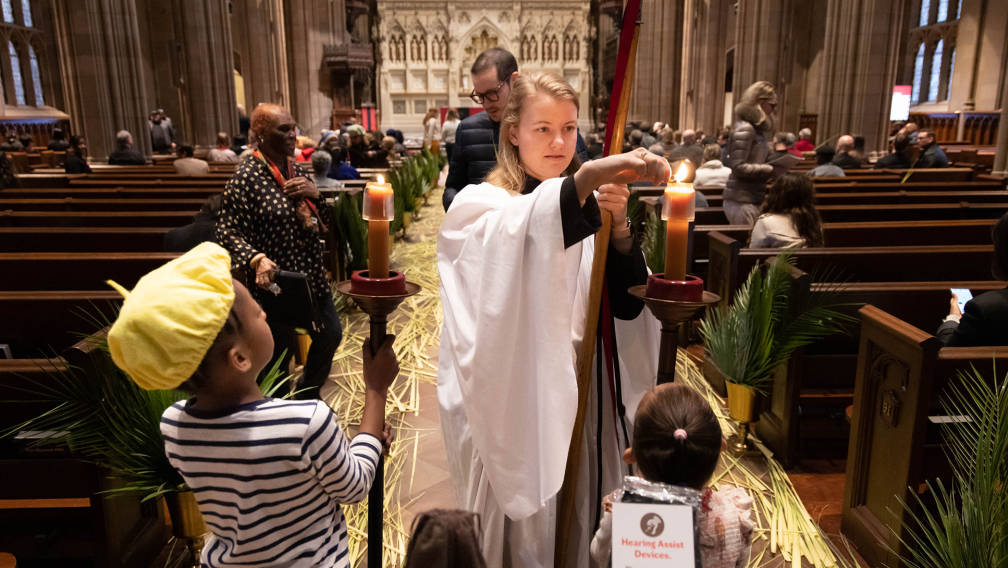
[[0, 211, 196, 228], [754, 278, 1005, 468], [0, 291, 122, 357], [840, 305, 1008, 568], [1, 187, 221, 200], [0, 253, 178, 290], [0, 344, 170, 567], [695, 202, 1008, 225], [0, 198, 206, 212], [703, 190, 1008, 208], [706, 235, 994, 309], [0, 227, 172, 253], [691, 219, 996, 269], [636, 180, 1005, 198]]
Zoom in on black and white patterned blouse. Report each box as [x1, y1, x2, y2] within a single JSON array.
[[216, 156, 335, 299]]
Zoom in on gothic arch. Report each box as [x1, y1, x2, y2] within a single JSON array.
[[458, 19, 510, 64]]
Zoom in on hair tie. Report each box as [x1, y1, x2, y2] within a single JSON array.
[[674, 429, 687, 441]]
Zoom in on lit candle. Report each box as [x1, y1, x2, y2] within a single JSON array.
[[662, 163, 696, 281], [362, 174, 394, 279]]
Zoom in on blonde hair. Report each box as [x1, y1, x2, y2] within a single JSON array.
[[485, 72, 582, 195], [736, 81, 776, 126]]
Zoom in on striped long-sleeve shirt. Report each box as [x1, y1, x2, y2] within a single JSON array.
[[160, 398, 381, 567]]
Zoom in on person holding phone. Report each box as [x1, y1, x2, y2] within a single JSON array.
[[937, 213, 1008, 347]]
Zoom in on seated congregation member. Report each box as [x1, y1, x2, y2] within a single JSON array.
[[794, 128, 815, 153], [64, 136, 92, 174], [590, 383, 753, 568], [937, 212, 1008, 347], [310, 151, 343, 191], [832, 135, 861, 169], [693, 143, 732, 191], [586, 132, 605, 160], [668, 128, 704, 168], [108, 130, 147, 165], [47, 128, 70, 151], [295, 136, 317, 162], [749, 173, 824, 249], [346, 124, 387, 168], [164, 194, 222, 252], [207, 132, 238, 163], [725, 81, 777, 225], [230, 134, 248, 157], [173, 144, 210, 176], [443, 47, 589, 211], [0, 132, 22, 152], [106, 242, 398, 568], [806, 146, 845, 178], [766, 132, 791, 162], [914, 129, 949, 168], [0, 151, 19, 189], [18, 134, 33, 152], [217, 103, 342, 401], [438, 71, 667, 567], [874, 132, 912, 169]]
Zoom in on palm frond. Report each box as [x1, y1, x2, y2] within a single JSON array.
[[700, 253, 854, 392], [3, 315, 294, 502]]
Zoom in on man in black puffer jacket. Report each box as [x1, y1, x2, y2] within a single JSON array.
[[443, 48, 588, 211]]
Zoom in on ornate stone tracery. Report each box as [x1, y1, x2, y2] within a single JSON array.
[[376, 1, 592, 134]]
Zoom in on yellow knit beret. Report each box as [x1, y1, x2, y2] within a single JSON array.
[[107, 242, 236, 390]]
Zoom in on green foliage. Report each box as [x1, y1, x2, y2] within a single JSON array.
[[699, 253, 855, 392], [389, 162, 417, 214], [893, 367, 1008, 568], [640, 209, 666, 275], [2, 319, 292, 502], [626, 192, 645, 231], [333, 193, 369, 272]]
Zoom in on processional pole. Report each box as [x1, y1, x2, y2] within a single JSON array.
[[554, 1, 642, 565]]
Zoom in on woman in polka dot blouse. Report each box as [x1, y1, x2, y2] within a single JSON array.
[[217, 103, 341, 400]]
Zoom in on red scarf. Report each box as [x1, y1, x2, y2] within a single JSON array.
[[253, 148, 326, 233]]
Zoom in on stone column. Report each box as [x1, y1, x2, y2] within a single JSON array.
[[681, 0, 733, 134], [733, 0, 795, 127], [174, 0, 238, 149], [53, 0, 151, 159], [231, 0, 289, 111], [628, 0, 684, 126], [285, 0, 345, 136], [815, 0, 907, 152], [993, 60, 1008, 176]]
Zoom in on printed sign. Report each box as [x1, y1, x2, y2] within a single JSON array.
[[612, 502, 696, 566], [890, 85, 912, 121]]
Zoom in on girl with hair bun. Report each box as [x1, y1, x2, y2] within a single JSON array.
[[590, 383, 754, 568]]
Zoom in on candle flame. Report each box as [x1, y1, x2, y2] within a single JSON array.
[[673, 162, 690, 184], [377, 174, 385, 184]]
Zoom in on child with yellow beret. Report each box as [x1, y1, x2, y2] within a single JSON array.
[[107, 242, 398, 568]]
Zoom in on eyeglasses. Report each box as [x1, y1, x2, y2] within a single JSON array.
[[470, 79, 509, 104]]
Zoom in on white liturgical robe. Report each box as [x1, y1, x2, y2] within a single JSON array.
[[437, 179, 661, 568]]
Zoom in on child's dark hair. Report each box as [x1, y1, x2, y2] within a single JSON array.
[[182, 303, 244, 392], [632, 383, 722, 489], [759, 173, 825, 247], [402, 509, 487, 568]]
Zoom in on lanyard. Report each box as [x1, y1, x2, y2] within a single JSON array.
[[253, 148, 325, 230]]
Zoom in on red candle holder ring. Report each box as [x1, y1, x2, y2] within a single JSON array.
[[349, 269, 407, 296], [645, 273, 705, 301]]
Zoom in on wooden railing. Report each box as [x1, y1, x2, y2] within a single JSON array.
[[908, 111, 1000, 145], [799, 113, 818, 144]]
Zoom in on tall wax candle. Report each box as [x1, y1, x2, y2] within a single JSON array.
[[662, 163, 696, 281], [363, 175, 394, 279]]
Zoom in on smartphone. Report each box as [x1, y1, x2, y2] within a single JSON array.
[[951, 288, 973, 313]]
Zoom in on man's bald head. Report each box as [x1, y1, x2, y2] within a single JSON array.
[[250, 104, 291, 142], [836, 135, 855, 153], [682, 129, 697, 145]]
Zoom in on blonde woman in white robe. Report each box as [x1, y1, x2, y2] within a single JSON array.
[[437, 72, 669, 568]]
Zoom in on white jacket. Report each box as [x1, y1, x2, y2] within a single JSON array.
[[692, 159, 732, 190]]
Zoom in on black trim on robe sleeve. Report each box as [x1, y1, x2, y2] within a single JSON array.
[[606, 234, 648, 320], [560, 175, 602, 249]]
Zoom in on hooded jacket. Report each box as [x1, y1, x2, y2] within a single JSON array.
[[724, 102, 773, 205]]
